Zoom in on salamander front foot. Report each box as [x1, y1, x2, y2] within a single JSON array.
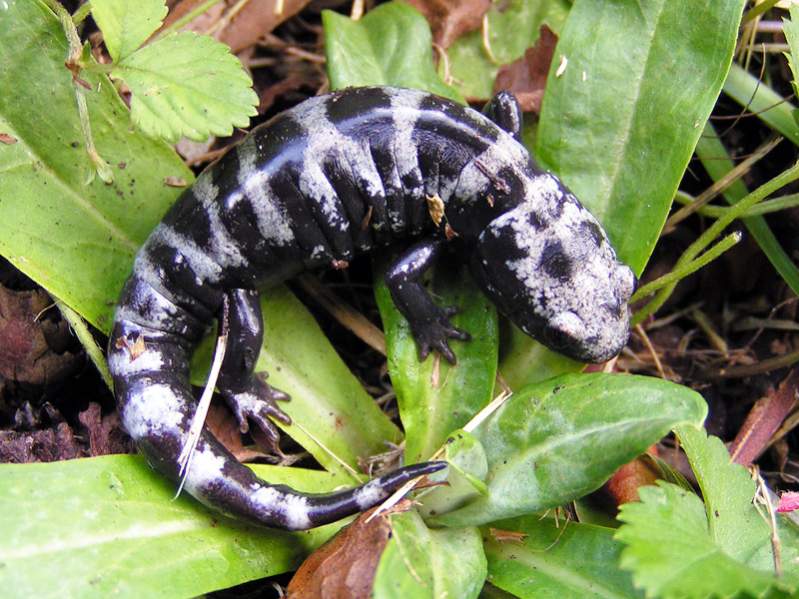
[[412, 305, 471, 364]]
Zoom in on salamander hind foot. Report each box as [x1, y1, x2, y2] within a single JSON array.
[[219, 373, 291, 453]]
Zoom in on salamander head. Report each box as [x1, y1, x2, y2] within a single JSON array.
[[470, 178, 636, 363]]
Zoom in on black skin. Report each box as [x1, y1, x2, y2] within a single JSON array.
[[207, 92, 525, 441], [108, 87, 545, 529]]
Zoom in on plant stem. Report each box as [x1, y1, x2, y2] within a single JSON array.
[[633, 161, 799, 324], [631, 231, 741, 304], [673, 191, 799, 218], [742, 0, 781, 24], [664, 135, 782, 231], [49, 0, 113, 183], [55, 299, 113, 391], [72, 1, 92, 25]]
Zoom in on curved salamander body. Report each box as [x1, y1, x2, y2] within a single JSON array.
[[108, 86, 636, 530]]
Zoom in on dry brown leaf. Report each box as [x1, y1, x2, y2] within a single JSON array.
[[162, 0, 311, 54], [729, 369, 799, 466], [592, 446, 660, 511], [0, 423, 82, 463], [205, 402, 269, 462], [406, 0, 491, 49], [0, 284, 80, 386], [493, 25, 558, 114], [78, 403, 134, 456], [287, 500, 414, 599]]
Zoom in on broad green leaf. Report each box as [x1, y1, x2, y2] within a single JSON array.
[[784, 7, 799, 99], [191, 288, 401, 479], [484, 515, 641, 599], [616, 427, 799, 598], [536, 0, 746, 274], [418, 429, 489, 518], [375, 260, 498, 464], [696, 121, 799, 296], [446, 0, 571, 100], [724, 63, 799, 147], [429, 373, 706, 527], [498, 324, 581, 391], [112, 31, 258, 142], [0, 455, 343, 598], [0, 0, 192, 333], [372, 510, 486, 599], [322, 1, 463, 103], [91, 0, 167, 62]]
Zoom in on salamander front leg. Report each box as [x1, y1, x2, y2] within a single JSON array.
[[216, 288, 291, 451], [385, 239, 470, 364]]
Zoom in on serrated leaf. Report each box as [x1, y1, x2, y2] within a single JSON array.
[[190, 288, 402, 479], [111, 32, 257, 143], [616, 482, 776, 599], [677, 425, 768, 563], [91, 0, 167, 62], [429, 373, 707, 527], [0, 455, 343, 597], [784, 6, 799, 99], [374, 259, 498, 464], [536, 0, 746, 274], [0, 0, 192, 333], [484, 515, 641, 599], [616, 427, 799, 599], [372, 510, 486, 599], [322, 1, 463, 103], [445, 0, 571, 100]]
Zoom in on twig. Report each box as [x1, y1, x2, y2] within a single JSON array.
[[175, 299, 230, 497], [664, 136, 782, 232]]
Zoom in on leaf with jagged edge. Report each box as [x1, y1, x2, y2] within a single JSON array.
[[783, 6, 799, 100], [91, 0, 167, 62], [109, 31, 257, 142], [615, 426, 799, 598]]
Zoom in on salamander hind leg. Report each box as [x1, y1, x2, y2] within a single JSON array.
[[216, 288, 291, 451]]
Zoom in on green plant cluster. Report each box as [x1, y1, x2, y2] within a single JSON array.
[[2, 1, 799, 598]]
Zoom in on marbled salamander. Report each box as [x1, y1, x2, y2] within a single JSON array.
[[108, 86, 636, 530]]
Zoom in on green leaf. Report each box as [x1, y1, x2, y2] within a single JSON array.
[[322, 1, 463, 102], [372, 510, 486, 599], [0, 0, 193, 333], [616, 482, 776, 599], [783, 7, 799, 100], [498, 324, 582, 391], [0, 455, 343, 597], [723, 63, 799, 147], [677, 426, 799, 581], [536, 0, 746, 274], [429, 373, 707, 527], [695, 120, 799, 296], [91, 0, 167, 62], [191, 288, 402, 479], [375, 260, 499, 464], [615, 426, 799, 598], [484, 515, 642, 599], [445, 0, 571, 100], [111, 31, 258, 142], [417, 429, 490, 518]]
